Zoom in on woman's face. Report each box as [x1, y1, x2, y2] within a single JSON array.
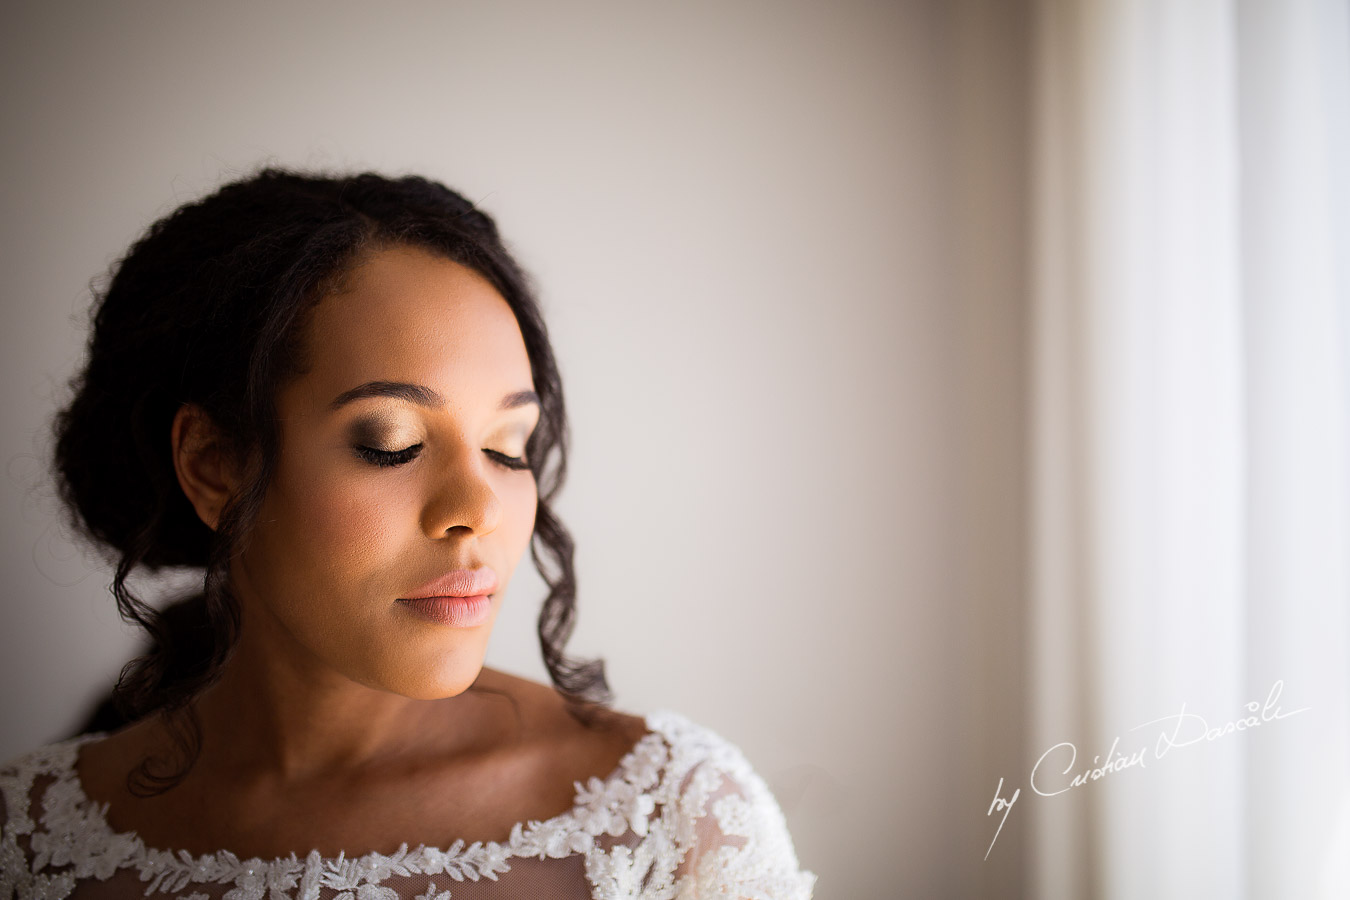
[[226, 244, 540, 699]]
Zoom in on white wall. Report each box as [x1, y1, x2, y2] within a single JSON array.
[[0, 2, 1032, 895]]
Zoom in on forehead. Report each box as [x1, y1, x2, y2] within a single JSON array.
[[289, 245, 532, 410]]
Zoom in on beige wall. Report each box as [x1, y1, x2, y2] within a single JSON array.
[[0, 2, 1031, 895]]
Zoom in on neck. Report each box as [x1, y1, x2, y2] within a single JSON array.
[[188, 601, 487, 785]]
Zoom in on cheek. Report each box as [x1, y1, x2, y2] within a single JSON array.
[[255, 454, 414, 597], [501, 475, 539, 547], [301, 478, 414, 583]]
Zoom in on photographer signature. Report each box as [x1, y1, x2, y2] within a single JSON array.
[[984, 679, 1310, 860]]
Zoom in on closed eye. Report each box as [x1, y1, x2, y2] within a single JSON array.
[[484, 449, 531, 471], [354, 443, 423, 468], [354, 444, 530, 472]]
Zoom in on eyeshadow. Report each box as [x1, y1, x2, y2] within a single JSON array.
[[347, 415, 406, 448]]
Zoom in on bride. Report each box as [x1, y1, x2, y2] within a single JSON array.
[[0, 169, 816, 899]]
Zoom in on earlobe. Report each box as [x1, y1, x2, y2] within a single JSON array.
[[171, 404, 238, 531]]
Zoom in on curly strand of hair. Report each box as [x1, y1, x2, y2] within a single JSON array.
[[532, 503, 611, 710], [119, 446, 266, 795], [520, 327, 610, 714]]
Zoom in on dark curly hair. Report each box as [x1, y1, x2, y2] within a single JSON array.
[[52, 168, 609, 796]]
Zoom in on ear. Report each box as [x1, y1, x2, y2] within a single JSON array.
[[171, 404, 241, 532]]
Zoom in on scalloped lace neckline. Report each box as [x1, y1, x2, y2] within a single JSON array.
[[51, 707, 686, 870]]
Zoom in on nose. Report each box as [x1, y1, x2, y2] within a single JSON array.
[[420, 444, 503, 539]]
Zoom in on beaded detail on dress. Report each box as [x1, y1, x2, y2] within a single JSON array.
[[0, 710, 815, 900]]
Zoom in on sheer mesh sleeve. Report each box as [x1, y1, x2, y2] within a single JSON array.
[[582, 715, 816, 900], [669, 760, 816, 900]]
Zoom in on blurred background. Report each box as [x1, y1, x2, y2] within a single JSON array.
[[2, 1, 1346, 897]]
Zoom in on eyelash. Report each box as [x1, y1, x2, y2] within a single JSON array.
[[353, 444, 530, 472]]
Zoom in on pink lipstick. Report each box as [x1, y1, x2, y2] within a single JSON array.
[[397, 567, 498, 628]]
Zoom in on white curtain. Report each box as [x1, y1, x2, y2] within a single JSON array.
[[1028, 0, 1350, 897]]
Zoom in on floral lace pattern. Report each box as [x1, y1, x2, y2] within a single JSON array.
[[0, 711, 815, 900]]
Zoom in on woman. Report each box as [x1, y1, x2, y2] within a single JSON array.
[[0, 170, 816, 899]]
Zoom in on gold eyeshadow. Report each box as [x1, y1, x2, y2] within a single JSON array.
[[346, 415, 418, 451]]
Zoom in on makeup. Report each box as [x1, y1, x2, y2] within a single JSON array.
[[396, 594, 492, 627], [396, 566, 499, 628]]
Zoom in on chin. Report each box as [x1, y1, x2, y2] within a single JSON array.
[[366, 656, 489, 701], [400, 676, 484, 701]]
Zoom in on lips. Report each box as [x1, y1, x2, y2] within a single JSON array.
[[398, 595, 493, 628], [400, 566, 499, 601]]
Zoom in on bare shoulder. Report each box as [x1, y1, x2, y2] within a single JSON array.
[[67, 673, 658, 855], [470, 667, 651, 779], [70, 715, 168, 808]]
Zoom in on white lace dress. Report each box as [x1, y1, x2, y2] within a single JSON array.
[[0, 710, 815, 900]]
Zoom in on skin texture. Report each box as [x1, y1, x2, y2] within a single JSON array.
[[205, 241, 540, 707], [73, 245, 648, 857]]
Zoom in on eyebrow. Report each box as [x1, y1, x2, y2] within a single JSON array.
[[328, 381, 540, 412]]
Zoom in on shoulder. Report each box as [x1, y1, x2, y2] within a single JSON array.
[[0, 734, 88, 777], [641, 710, 799, 842], [468, 667, 650, 779], [588, 710, 819, 900], [1, 734, 104, 900], [642, 709, 756, 772], [641, 710, 785, 811], [1, 735, 93, 832]]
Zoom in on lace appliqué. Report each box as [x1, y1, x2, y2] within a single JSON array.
[[0, 711, 816, 900]]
